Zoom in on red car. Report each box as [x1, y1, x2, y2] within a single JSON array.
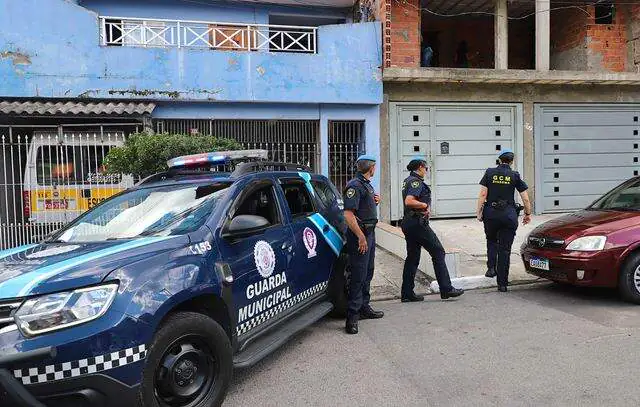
[[522, 177, 640, 304]]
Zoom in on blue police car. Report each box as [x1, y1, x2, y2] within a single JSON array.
[[0, 150, 347, 407]]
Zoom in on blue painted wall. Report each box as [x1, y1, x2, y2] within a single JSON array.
[[0, 0, 382, 104], [80, 0, 351, 25]]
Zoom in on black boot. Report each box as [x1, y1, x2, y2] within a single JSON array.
[[360, 305, 384, 319], [401, 293, 425, 302], [345, 316, 358, 334], [441, 287, 464, 299], [498, 286, 508, 292], [485, 267, 497, 278]]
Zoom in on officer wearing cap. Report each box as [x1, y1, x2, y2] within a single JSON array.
[[401, 157, 464, 302], [476, 148, 532, 292], [343, 154, 384, 335]]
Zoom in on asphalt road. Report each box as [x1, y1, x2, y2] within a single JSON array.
[[225, 283, 640, 407]]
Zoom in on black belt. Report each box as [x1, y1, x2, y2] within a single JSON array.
[[488, 200, 514, 210], [358, 219, 378, 233]]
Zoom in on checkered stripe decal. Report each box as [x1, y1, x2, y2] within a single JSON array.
[[13, 344, 146, 385], [236, 281, 328, 336]]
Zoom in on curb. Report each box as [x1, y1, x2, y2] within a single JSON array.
[[371, 278, 543, 301]]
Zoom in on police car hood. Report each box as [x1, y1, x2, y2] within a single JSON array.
[[0, 236, 188, 300], [531, 209, 640, 240]]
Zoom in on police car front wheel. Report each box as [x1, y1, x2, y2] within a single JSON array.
[[139, 312, 233, 407]]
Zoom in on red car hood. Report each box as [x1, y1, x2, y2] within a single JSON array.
[[532, 210, 640, 240]]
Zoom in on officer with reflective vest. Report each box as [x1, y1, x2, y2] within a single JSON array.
[[343, 154, 384, 335], [476, 148, 532, 292], [401, 157, 464, 302]]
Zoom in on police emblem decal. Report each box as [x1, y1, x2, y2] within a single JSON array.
[[303, 227, 317, 258], [254, 240, 276, 278], [411, 181, 421, 188], [346, 188, 356, 199]]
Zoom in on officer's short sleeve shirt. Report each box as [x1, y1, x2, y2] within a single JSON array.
[[514, 172, 528, 193], [343, 182, 361, 212], [404, 178, 424, 199], [479, 170, 490, 187]]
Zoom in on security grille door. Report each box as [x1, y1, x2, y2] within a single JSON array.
[[328, 121, 365, 194], [536, 105, 640, 213], [390, 103, 520, 219]]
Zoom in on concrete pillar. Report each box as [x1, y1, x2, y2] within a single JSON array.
[[535, 0, 550, 71], [494, 0, 508, 69]]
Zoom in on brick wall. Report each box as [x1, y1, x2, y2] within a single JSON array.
[[387, 0, 421, 68], [551, 3, 629, 72]]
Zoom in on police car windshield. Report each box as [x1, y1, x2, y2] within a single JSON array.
[[589, 178, 640, 211], [51, 182, 231, 242]]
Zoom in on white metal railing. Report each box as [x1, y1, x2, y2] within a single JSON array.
[[99, 16, 317, 53], [0, 132, 136, 250]]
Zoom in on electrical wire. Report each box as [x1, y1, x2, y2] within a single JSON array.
[[393, 0, 628, 20]]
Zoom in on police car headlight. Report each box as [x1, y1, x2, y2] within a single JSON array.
[[14, 283, 118, 337], [566, 236, 607, 252]]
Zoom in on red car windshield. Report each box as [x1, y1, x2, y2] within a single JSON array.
[[589, 178, 640, 211]]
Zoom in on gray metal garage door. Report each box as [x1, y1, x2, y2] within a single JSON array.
[[535, 105, 640, 213], [390, 103, 523, 220]]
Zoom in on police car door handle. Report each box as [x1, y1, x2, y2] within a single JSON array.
[[281, 242, 293, 252]]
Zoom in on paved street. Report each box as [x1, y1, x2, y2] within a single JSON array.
[[226, 283, 640, 407]]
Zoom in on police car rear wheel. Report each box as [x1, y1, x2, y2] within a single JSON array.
[[619, 252, 640, 305], [139, 312, 233, 407]]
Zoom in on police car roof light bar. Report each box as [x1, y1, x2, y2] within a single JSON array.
[[167, 149, 269, 169], [231, 161, 311, 177]]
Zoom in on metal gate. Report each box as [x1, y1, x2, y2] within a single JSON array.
[[328, 121, 365, 193], [535, 104, 640, 213], [389, 102, 523, 220], [155, 119, 321, 171], [0, 131, 135, 250]]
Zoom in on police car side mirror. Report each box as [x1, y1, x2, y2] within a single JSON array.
[[222, 214, 270, 239]]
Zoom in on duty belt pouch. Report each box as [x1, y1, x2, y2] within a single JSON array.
[[491, 200, 508, 211]]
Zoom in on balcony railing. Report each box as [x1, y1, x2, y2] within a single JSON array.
[[99, 16, 318, 54]]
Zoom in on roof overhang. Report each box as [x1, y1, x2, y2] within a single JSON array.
[[383, 68, 640, 86], [0, 100, 156, 116]]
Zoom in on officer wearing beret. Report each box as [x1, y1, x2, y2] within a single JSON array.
[[343, 154, 384, 335], [476, 148, 532, 292], [401, 157, 464, 302]]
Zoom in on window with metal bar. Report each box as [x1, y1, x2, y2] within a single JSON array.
[[328, 121, 365, 194]]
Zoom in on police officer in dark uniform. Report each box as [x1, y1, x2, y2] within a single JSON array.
[[401, 157, 464, 302], [476, 148, 532, 292], [343, 154, 384, 335]]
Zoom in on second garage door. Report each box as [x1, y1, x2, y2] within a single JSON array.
[[535, 105, 640, 213]]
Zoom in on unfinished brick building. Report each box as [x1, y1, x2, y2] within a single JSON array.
[[376, 0, 640, 221]]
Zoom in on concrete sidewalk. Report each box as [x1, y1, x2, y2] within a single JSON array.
[[370, 214, 565, 300]]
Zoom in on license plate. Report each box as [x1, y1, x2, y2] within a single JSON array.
[[529, 257, 550, 271]]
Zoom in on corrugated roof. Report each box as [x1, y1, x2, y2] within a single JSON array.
[[0, 100, 156, 116]]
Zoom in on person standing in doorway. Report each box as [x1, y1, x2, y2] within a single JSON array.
[[476, 149, 532, 291], [400, 157, 464, 302], [343, 155, 384, 334]]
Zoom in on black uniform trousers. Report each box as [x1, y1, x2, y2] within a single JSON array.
[[346, 229, 376, 318], [401, 215, 453, 297], [483, 206, 518, 287]]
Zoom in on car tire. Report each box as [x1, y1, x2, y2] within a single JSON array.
[[138, 312, 233, 407], [328, 250, 350, 318], [619, 252, 640, 304]]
